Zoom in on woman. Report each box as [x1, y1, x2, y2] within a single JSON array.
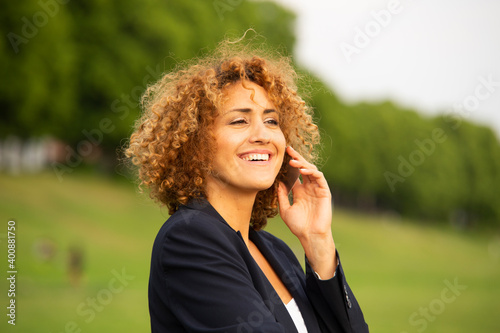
[[126, 42, 369, 332]]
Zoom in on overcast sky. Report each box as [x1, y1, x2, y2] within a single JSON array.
[[272, 0, 500, 137]]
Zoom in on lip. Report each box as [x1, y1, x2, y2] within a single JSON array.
[[238, 149, 274, 163]]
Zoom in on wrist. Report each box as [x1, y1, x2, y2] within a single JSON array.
[[298, 230, 334, 253], [301, 234, 336, 279], [314, 256, 339, 280]]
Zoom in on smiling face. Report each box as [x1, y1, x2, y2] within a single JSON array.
[[206, 81, 286, 198]]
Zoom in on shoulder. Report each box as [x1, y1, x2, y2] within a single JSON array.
[[159, 204, 222, 235], [149, 205, 253, 289], [152, 204, 245, 260], [159, 205, 234, 238]]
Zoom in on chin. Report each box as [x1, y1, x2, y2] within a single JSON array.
[[252, 181, 276, 192], [240, 174, 278, 192]]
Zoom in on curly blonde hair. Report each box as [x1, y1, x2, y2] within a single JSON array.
[[125, 41, 319, 230]]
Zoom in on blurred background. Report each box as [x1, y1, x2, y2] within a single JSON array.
[[1, 0, 499, 332]]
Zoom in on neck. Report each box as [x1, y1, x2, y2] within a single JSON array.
[[206, 183, 257, 243]]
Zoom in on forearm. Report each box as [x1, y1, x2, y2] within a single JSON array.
[[299, 231, 337, 280]]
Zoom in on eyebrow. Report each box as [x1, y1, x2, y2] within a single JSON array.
[[228, 108, 277, 114]]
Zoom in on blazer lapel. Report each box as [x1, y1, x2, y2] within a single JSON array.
[[248, 229, 299, 332], [250, 229, 321, 333], [249, 229, 320, 333]]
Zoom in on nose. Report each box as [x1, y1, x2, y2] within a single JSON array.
[[249, 122, 271, 144]]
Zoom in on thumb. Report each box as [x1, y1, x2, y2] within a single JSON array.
[[277, 182, 291, 214]]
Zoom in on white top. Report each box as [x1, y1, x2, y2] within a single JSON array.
[[284, 298, 308, 333]]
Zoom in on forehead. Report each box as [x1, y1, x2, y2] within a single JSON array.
[[219, 81, 276, 114]]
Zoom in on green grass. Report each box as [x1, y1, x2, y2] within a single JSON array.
[[0, 171, 499, 332]]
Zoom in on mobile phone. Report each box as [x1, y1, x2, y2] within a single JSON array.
[[282, 154, 300, 194]]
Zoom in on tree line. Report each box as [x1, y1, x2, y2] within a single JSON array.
[[1, 0, 498, 227], [307, 77, 500, 227]]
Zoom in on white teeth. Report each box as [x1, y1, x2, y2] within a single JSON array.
[[242, 154, 270, 161]]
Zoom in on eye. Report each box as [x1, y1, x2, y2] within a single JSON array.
[[265, 118, 279, 126], [229, 118, 247, 125]]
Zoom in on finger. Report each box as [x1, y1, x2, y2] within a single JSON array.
[[277, 182, 292, 212], [298, 168, 329, 189], [289, 159, 318, 172], [287, 146, 317, 171], [286, 146, 310, 164]]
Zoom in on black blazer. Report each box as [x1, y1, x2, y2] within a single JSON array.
[[148, 199, 369, 332]]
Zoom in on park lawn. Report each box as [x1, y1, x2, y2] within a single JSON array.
[[0, 171, 499, 332]]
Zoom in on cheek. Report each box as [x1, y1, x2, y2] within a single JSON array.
[[214, 128, 230, 150], [214, 131, 241, 159], [276, 130, 286, 148], [274, 132, 287, 162]]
